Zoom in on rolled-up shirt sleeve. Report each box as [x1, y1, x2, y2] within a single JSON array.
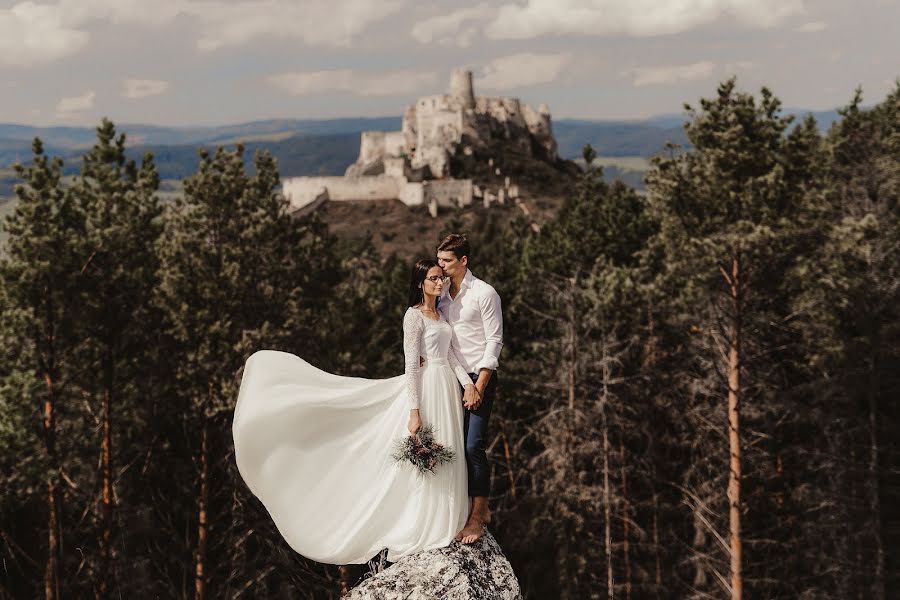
[[475, 286, 503, 372]]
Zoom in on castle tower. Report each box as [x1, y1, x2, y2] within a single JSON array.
[[449, 68, 475, 109]]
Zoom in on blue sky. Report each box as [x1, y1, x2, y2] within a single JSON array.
[[0, 0, 897, 126]]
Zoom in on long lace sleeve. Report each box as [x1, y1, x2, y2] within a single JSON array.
[[448, 344, 473, 388], [403, 308, 424, 409]]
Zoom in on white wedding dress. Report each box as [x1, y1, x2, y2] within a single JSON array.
[[232, 307, 471, 565]]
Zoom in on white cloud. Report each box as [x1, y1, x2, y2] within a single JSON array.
[[123, 79, 171, 99], [191, 0, 406, 51], [723, 60, 756, 72], [0, 2, 90, 66], [268, 69, 439, 97], [412, 3, 495, 47], [475, 53, 572, 91], [626, 61, 716, 87], [483, 0, 805, 39], [0, 0, 405, 66], [55, 90, 96, 116], [56, 0, 185, 26], [794, 20, 827, 33]]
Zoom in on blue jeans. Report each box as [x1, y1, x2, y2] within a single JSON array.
[[463, 372, 496, 498]]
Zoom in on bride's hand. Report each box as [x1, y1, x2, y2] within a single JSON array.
[[408, 409, 422, 435]]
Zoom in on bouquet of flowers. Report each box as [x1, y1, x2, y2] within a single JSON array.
[[391, 425, 455, 476]]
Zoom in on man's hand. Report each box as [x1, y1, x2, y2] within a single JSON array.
[[462, 384, 482, 410], [473, 369, 492, 406]]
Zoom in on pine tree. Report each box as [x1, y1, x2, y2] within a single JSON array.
[[70, 119, 163, 597], [503, 146, 653, 599], [792, 84, 900, 600], [0, 139, 86, 599], [156, 144, 334, 598], [645, 79, 817, 599]]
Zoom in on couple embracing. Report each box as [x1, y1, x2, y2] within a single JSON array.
[[233, 233, 502, 565]]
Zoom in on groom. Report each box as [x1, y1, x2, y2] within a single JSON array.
[[436, 233, 503, 543]]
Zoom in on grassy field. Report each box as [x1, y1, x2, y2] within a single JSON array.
[[571, 155, 651, 190], [594, 155, 651, 170], [573, 155, 651, 170]]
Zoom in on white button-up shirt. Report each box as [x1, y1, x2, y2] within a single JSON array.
[[439, 269, 503, 374]]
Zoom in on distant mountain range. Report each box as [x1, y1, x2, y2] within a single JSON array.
[[0, 109, 841, 196]]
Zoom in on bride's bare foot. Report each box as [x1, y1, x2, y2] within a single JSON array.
[[455, 499, 473, 541]]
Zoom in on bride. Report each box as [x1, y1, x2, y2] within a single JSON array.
[[232, 258, 480, 565]]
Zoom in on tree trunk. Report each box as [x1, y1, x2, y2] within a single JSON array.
[[602, 417, 614, 600], [195, 415, 210, 600], [98, 356, 114, 599], [646, 304, 661, 599], [567, 277, 577, 420], [600, 329, 614, 600], [338, 566, 352, 596], [652, 486, 662, 600], [500, 427, 517, 501], [41, 288, 61, 600], [42, 371, 60, 600], [45, 477, 60, 600], [725, 254, 742, 600], [866, 359, 885, 600], [619, 441, 632, 600], [558, 537, 571, 600]]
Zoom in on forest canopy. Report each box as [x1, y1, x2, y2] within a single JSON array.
[[1, 79, 898, 599]]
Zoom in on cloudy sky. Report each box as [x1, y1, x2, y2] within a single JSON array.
[[1, 0, 897, 126]]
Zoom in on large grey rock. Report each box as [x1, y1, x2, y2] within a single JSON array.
[[346, 532, 521, 600]]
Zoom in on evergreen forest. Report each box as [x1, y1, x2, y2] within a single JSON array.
[[1, 79, 898, 599]]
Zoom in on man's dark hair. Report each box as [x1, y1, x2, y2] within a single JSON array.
[[436, 233, 470, 261]]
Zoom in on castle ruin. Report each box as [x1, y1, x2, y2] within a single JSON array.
[[283, 68, 558, 218]]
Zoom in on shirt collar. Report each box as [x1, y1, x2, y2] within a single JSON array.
[[461, 268, 475, 290], [444, 269, 474, 302]]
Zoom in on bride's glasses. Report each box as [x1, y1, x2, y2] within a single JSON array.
[[424, 276, 446, 283]]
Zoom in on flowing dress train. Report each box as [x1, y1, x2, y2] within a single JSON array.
[[232, 307, 470, 564]]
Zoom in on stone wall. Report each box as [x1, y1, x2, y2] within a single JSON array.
[[358, 130, 405, 163], [384, 157, 406, 178], [449, 67, 475, 109], [425, 179, 473, 208], [358, 131, 386, 165], [472, 97, 533, 155], [523, 103, 556, 158], [384, 131, 406, 157], [283, 175, 473, 213], [411, 96, 464, 176], [283, 175, 400, 211], [399, 181, 425, 206], [402, 104, 418, 155], [476, 96, 527, 129]]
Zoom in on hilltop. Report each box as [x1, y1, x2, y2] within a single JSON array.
[[0, 107, 844, 255]]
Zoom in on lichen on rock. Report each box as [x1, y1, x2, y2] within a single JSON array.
[[345, 531, 522, 600]]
